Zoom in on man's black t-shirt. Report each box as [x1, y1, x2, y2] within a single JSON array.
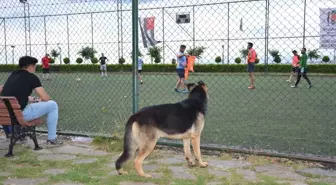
[[1, 70, 42, 110], [99, 57, 107, 65]]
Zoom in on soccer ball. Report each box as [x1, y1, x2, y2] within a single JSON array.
[[76, 78, 81, 81]]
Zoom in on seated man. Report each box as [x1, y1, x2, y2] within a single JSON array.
[[0, 56, 62, 145]]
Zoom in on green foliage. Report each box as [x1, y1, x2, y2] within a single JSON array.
[[215, 56, 222, 63], [187, 46, 206, 59], [308, 49, 321, 61], [235, 57, 242, 64], [49, 58, 55, 64], [255, 58, 260, 64], [148, 46, 162, 61], [322, 56, 330, 63], [154, 57, 161, 64], [78, 46, 97, 60], [51, 49, 60, 59], [76, 57, 83, 64], [240, 49, 249, 59], [118, 57, 126, 65], [171, 59, 176, 65], [91, 57, 99, 64], [63, 57, 70, 65], [269, 50, 281, 63]]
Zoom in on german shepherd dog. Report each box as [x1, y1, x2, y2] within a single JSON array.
[[115, 81, 209, 178]]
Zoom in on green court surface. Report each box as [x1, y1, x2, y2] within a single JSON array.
[[0, 72, 335, 158]]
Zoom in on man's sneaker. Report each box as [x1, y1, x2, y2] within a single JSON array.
[[140, 80, 143, 84], [248, 86, 255, 90], [286, 79, 292, 82], [308, 85, 313, 89], [291, 85, 297, 88], [46, 139, 63, 146], [181, 89, 189, 94], [174, 88, 180, 93]]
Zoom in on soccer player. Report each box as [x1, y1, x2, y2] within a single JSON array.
[[291, 48, 312, 88], [99, 53, 108, 77], [175, 45, 189, 93], [247, 42, 257, 89], [286, 50, 300, 82], [41, 54, 51, 80]]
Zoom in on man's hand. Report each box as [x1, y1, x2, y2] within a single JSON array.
[[34, 87, 50, 101], [28, 96, 40, 103]]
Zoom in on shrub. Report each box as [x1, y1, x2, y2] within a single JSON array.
[[322, 56, 330, 63], [172, 59, 176, 65], [235, 57, 242, 64], [255, 58, 260, 64], [215, 56, 222, 63], [154, 57, 161, 64], [91, 57, 99, 64], [187, 46, 206, 59], [118, 57, 126, 65], [76, 57, 83, 64], [63, 58, 70, 64]]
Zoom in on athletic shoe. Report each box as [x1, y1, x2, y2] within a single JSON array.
[[46, 139, 63, 146], [286, 79, 292, 82], [291, 85, 297, 88], [248, 86, 255, 89], [181, 89, 189, 94], [308, 85, 313, 89], [140, 80, 143, 84], [174, 88, 180, 93]]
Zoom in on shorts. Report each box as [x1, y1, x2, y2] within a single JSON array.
[[298, 68, 307, 74], [100, 64, 107, 71], [292, 67, 299, 73], [42, 68, 50, 73], [138, 70, 142, 74], [176, 69, 185, 79], [247, 62, 255, 73]]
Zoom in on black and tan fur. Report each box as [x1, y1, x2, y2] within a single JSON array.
[[115, 81, 209, 178]]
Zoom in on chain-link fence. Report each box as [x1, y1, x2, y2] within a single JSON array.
[[0, 0, 335, 160]]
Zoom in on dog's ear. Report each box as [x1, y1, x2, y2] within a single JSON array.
[[187, 83, 196, 91], [197, 80, 205, 86]]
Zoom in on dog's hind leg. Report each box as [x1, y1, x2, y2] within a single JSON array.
[[134, 138, 157, 178], [183, 139, 196, 167], [191, 135, 208, 168]]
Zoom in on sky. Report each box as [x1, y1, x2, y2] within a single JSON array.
[[0, 0, 335, 64]]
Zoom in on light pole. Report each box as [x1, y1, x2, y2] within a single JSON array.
[[11, 45, 15, 64], [57, 43, 62, 65], [19, 0, 31, 56], [222, 45, 225, 64]]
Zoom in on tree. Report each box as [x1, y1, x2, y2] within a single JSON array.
[[51, 49, 60, 63], [240, 48, 249, 62], [187, 46, 206, 59], [148, 46, 162, 64], [308, 49, 321, 62], [78, 46, 97, 61], [269, 50, 281, 64]]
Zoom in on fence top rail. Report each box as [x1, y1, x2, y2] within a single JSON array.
[[1, 0, 266, 19]]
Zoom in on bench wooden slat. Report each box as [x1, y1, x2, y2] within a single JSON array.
[[0, 119, 11, 125], [0, 103, 21, 109]]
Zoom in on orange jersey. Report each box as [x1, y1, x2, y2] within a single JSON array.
[[247, 48, 257, 63], [292, 55, 299, 67], [184, 56, 196, 80]]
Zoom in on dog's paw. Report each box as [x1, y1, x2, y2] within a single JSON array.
[[188, 160, 196, 167], [199, 161, 208, 168], [118, 169, 128, 175], [141, 174, 152, 178]]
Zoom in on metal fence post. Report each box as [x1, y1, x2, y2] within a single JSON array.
[[91, 13, 94, 51], [67, 15, 70, 59], [121, 0, 124, 57], [264, 0, 269, 73], [44, 16, 47, 54], [193, 5, 195, 49], [303, 0, 307, 47], [132, 0, 139, 113], [227, 3, 230, 67], [4, 18, 8, 65], [117, 0, 120, 60], [162, 7, 165, 64]]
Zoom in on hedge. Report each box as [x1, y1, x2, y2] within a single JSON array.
[[0, 64, 335, 73]]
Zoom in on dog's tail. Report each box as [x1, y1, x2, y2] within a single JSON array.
[[115, 116, 137, 174]]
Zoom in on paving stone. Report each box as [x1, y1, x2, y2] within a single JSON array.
[[73, 158, 98, 164], [156, 155, 185, 165], [236, 169, 257, 181], [0, 172, 12, 177], [207, 159, 251, 170], [296, 168, 336, 177], [0, 140, 9, 150], [255, 164, 306, 181], [143, 164, 160, 171], [51, 145, 108, 156], [4, 178, 48, 185], [151, 172, 164, 179], [53, 183, 84, 185], [276, 181, 308, 185], [44, 169, 66, 175], [207, 182, 222, 185], [119, 182, 157, 185], [208, 168, 231, 178], [109, 171, 119, 176], [169, 166, 196, 180], [38, 154, 77, 161]]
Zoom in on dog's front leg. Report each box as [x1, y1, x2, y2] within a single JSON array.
[[191, 135, 208, 168], [183, 139, 196, 167]]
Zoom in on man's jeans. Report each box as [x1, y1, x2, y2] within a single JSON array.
[[3, 101, 59, 140]]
